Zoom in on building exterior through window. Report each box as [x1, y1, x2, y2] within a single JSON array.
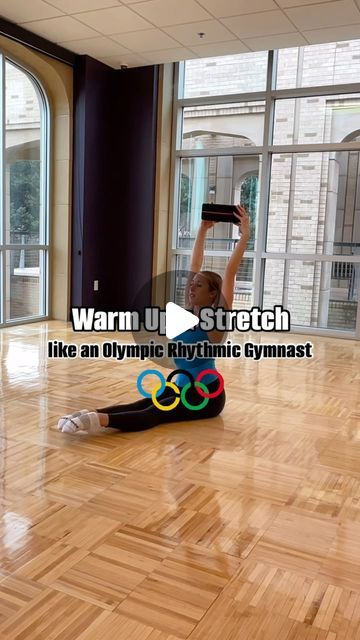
[[172, 42, 360, 338]]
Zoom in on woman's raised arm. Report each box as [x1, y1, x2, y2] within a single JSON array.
[[221, 205, 250, 310], [185, 220, 215, 306], [189, 220, 214, 272]]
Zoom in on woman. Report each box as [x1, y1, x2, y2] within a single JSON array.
[[59, 205, 250, 434]]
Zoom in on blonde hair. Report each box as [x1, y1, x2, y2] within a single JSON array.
[[199, 270, 223, 307]]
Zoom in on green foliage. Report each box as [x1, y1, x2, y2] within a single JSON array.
[[10, 160, 40, 235], [179, 172, 192, 230], [241, 174, 258, 250]]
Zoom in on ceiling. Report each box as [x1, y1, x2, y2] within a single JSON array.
[[1, 0, 360, 69]]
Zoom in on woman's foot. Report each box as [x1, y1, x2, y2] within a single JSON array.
[[61, 411, 105, 435], [58, 409, 89, 431]]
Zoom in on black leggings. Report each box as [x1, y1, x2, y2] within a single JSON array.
[[96, 378, 226, 432]]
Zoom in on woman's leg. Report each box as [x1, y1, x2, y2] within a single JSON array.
[[96, 384, 175, 414], [62, 380, 225, 434], [105, 381, 226, 432], [61, 387, 179, 434]]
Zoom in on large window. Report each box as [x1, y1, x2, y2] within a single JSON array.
[[172, 41, 360, 338], [1, 58, 49, 325]]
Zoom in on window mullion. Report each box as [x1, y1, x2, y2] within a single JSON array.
[[166, 63, 182, 303], [253, 50, 274, 309]]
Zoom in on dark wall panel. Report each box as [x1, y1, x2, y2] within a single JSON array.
[[71, 56, 158, 313], [115, 66, 158, 312]]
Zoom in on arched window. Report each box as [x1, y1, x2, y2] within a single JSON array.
[[1, 58, 49, 324]]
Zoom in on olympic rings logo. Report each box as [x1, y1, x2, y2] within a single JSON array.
[[136, 368, 224, 411]]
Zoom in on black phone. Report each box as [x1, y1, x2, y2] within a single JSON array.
[[201, 203, 239, 224]]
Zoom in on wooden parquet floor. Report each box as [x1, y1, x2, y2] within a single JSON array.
[[0, 321, 359, 639]]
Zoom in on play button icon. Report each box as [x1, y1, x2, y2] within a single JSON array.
[[130, 269, 227, 370], [165, 302, 199, 340]]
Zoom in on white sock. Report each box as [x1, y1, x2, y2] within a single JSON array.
[[62, 412, 104, 435], [57, 409, 89, 431]]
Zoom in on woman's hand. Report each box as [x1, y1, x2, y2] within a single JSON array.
[[234, 205, 250, 240], [200, 219, 216, 231]]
